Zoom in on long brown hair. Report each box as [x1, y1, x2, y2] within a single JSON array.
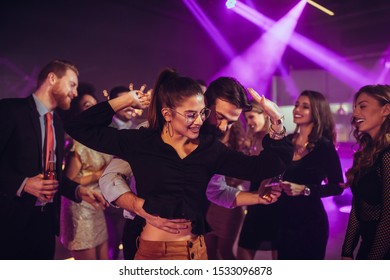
[[293, 90, 336, 151], [242, 100, 269, 155], [147, 68, 203, 132], [345, 84, 390, 186], [249, 100, 269, 133]]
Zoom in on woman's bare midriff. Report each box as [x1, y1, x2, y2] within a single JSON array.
[[141, 222, 195, 241]]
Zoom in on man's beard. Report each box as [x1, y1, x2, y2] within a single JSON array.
[[52, 85, 71, 110], [201, 121, 226, 140]]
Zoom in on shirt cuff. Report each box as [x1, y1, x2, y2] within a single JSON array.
[[100, 174, 132, 207], [123, 209, 136, 220], [17, 178, 28, 197]]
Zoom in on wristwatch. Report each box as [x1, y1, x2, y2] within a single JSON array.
[[303, 186, 311, 196]]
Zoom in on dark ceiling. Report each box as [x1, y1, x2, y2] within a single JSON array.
[[1, 0, 389, 99]]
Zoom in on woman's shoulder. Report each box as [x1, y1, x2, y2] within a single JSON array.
[[379, 144, 390, 159], [383, 144, 390, 152], [376, 145, 390, 174]]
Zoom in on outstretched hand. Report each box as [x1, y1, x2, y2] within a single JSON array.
[[247, 88, 283, 121]]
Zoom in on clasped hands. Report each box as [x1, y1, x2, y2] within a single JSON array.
[[127, 82, 152, 110]]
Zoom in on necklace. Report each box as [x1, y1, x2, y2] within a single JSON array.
[[249, 138, 258, 155], [295, 142, 309, 155]]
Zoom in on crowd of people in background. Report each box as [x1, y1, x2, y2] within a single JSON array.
[[0, 59, 388, 260]]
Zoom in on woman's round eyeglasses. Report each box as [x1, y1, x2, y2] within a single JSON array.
[[170, 107, 211, 125]]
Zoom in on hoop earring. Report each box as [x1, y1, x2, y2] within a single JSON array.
[[166, 121, 174, 137]]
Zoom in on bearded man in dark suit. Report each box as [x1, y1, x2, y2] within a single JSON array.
[[0, 59, 107, 260]]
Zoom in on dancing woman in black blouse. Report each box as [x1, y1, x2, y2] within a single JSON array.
[[65, 69, 293, 260], [278, 90, 344, 259], [342, 84, 390, 260]]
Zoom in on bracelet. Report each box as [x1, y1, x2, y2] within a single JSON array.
[[269, 125, 286, 140], [303, 186, 311, 196], [270, 115, 284, 125]]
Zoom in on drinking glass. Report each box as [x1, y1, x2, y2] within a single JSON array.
[[258, 174, 283, 202]]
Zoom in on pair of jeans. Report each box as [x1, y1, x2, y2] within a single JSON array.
[[134, 235, 208, 260]]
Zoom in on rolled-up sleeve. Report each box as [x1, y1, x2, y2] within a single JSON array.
[[99, 158, 133, 206], [206, 175, 240, 208]]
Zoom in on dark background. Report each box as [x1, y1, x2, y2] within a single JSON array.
[[1, 0, 389, 100]]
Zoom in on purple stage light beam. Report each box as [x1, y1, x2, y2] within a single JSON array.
[[288, 32, 372, 89], [376, 62, 390, 84], [183, 0, 236, 60], [231, 1, 372, 90], [277, 63, 300, 101], [211, 1, 305, 96], [375, 45, 390, 84]]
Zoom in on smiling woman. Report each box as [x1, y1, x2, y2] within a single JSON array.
[[277, 90, 345, 260], [342, 84, 390, 260]]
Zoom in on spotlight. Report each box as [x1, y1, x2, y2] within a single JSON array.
[[184, 0, 236, 59], [302, 0, 335, 16], [385, 60, 390, 69], [226, 0, 236, 9]]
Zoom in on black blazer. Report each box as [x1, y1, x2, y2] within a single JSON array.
[[0, 95, 78, 235]]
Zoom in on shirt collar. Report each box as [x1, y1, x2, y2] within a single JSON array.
[[32, 93, 51, 117]]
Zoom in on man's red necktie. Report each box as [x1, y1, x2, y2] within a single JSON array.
[[44, 112, 54, 171]]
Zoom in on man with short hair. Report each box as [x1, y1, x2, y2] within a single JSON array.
[[0, 59, 107, 259]]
